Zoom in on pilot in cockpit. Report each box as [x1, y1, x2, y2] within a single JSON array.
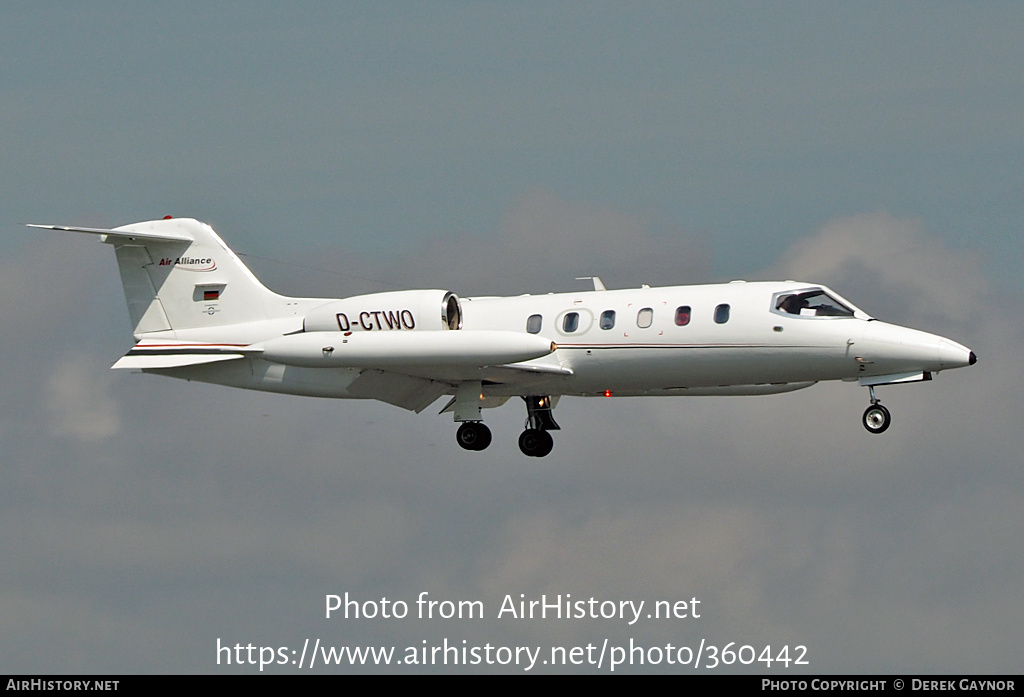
[[778, 294, 810, 315]]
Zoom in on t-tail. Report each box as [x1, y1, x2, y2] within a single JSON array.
[[30, 217, 313, 337]]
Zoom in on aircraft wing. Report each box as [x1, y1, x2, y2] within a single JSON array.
[[113, 333, 570, 412], [345, 370, 451, 413], [346, 355, 574, 413], [247, 329, 567, 408]]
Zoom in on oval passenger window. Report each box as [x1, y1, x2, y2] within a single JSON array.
[[563, 312, 580, 333], [637, 308, 653, 328], [714, 304, 730, 324]]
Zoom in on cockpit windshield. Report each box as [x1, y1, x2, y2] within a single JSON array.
[[772, 289, 855, 318]]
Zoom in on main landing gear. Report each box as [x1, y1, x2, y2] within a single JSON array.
[[456, 422, 492, 451], [518, 395, 559, 457], [451, 386, 560, 457], [862, 385, 892, 434], [453, 381, 493, 452], [518, 428, 553, 457]]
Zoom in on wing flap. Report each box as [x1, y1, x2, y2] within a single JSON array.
[[346, 369, 449, 413]]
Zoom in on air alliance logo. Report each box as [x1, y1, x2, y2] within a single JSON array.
[[158, 256, 217, 271]]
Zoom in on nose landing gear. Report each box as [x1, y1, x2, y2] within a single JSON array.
[[862, 386, 892, 434]]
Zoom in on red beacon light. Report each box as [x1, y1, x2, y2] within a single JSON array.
[[604, 389, 612, 397]]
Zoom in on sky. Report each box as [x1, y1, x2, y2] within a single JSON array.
[[1, 2, 1022, 674]]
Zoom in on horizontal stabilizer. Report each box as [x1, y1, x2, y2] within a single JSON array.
[[112, 341, 249, 370], [113, 353, 245, 370], [27, 223, 194, 243]]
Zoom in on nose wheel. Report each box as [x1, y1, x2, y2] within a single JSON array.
[[862, 386, 891, 434], [862, 404, 891, 433], [456, 422, 492, 451]]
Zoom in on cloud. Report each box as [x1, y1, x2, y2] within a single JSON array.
[[5, 200, 1021, 673], [44, 359, 122, 441], [424, 205, 1021, 671], [0, 234, 125, 446], [276, 190, 713, 298], [770, 212, 987, 332]]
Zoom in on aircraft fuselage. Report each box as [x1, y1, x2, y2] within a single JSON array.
[[150, 280, 973, 403], [32, 217, 976, 456]]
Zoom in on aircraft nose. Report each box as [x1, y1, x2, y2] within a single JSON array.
[[938, 338, 976, 370]]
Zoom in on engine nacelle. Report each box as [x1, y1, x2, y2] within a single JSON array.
[[303, 290, 462, 333]]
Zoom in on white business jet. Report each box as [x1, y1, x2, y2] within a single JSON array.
[[31, 217, 976, 457]]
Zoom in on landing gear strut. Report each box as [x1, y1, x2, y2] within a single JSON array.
[[519, 395, 559, 457], [862, 386, 892, 434]]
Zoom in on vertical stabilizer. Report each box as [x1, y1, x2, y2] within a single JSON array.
[[31, 218, 295, 337]]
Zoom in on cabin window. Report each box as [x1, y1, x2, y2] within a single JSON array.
[[714, 304, 730, 324], [773, 289, 855, 318], [600, 310, 616, 330], [637, 307, 654, 328], [526, 314, 543, 334], [675, 306, 691, 326], [562, 312, 580, 333]]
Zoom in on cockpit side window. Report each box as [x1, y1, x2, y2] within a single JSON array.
[[773, 289, 854, 318]]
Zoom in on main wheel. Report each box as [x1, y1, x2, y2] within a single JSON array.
[[518, 429, 554, 457], [862, 404, 891, 434], [456, 422, 492, 451]]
